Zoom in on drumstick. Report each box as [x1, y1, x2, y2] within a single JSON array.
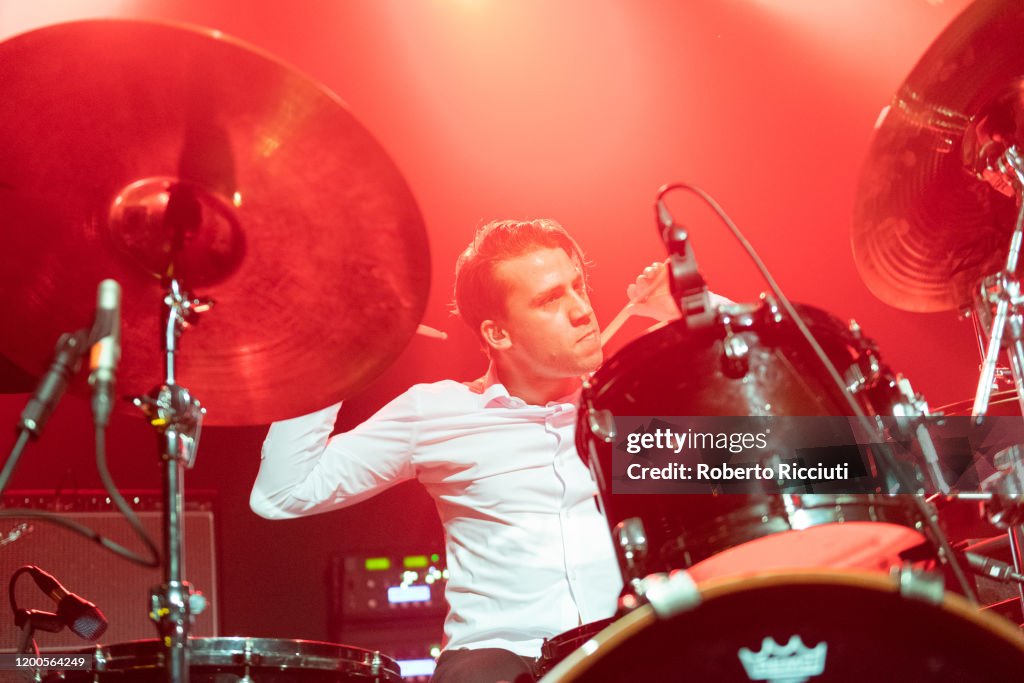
[[416, 324, 448, 340], [600, 303, 637, 347], [600, 263, 669, 348]]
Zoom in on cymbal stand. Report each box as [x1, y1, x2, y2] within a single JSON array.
[[970, 144, 1024, 621], [972, 147, 1024, 419], [133, 278, 210, 683]]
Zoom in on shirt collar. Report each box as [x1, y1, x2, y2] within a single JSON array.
[[479, 363, 581, 409]]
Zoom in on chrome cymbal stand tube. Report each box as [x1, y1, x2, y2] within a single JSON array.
[[133, 279, 210, 683], [970, 145, 1024, 621], [972, 146, 1024, 419]]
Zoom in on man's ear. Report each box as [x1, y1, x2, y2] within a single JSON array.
[[480, 319, 511, 351]]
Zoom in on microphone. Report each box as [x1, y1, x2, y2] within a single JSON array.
[[88, 279, 121, 427], [27, 566, 108, 641], [653, 191, 714, 328], [655, 198, 676, 243], [17, 332, 88, 438], [963, 551, 1024, 584]]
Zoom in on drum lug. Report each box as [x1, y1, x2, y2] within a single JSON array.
[[721, 333, 750, 379], [371, 650, 383, 681], [844, 355, 882, 394], [720, 308, 751, 379], [983, 451, 1024, 527], [588, 408, 617, 443], [759, 293, 783, 323], [895, 566, 945, 605], [848, 318, 863, 338], [243, 638, 254, 682], [719, 302, 760, 327], [892, 377, 930, 417], [614, 517, 650, 598]]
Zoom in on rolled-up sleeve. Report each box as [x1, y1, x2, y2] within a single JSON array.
[[250, 389, 420, 519]]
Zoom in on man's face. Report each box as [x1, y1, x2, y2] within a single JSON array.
[[487, 246, 602, 379]]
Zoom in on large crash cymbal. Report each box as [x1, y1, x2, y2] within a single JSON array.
[[0, 19, 430, 425], [852, 0, 1024, 313]]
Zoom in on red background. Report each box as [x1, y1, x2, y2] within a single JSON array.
[[0, 0, 989, 640]]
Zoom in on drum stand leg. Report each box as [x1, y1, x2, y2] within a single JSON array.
[[133, 279, 210, 683], [971, 146, 1024, 419], [1006, 526, 1024, 623]]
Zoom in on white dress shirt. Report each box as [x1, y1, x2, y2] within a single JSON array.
[[251, 368, 622, 657]]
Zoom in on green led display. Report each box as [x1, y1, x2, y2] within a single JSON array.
[[403, 555, 429, 568], [365, 557, 391, 571]]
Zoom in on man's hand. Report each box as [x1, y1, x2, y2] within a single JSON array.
[[625, 260, 680, 322]]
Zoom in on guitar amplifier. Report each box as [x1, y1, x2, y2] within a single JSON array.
[[0, 491, 218, 650]]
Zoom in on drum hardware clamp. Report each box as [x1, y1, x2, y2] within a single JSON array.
[[637, 570, 701, 620]]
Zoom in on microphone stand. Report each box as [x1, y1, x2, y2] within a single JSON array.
[[133, 278, 210, 683], [0, 331, 90, 497]]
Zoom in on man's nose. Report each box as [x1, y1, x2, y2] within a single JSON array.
[[570, 293, 594, 325]]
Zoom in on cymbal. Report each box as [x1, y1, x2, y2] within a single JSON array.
[[0, 20, 430, 425], [0, 354, 36, 394], [852, 0, 1024, 313]]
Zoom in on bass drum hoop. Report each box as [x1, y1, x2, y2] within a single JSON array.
[[537, 617, 616, 677], [537, 571, 1024, 682]]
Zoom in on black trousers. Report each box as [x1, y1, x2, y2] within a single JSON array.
[[431, 648, 539, 683]]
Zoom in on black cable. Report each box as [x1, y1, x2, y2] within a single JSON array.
[[93, 422, 160, 567], [0, 509, 159, 568], [657, 182, 978, 603], [0, 426, 160, 569]]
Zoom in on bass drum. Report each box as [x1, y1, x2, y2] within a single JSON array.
[[578, 300, 930, 583], [43, 637, 403, 682], [538, 572, 1024, 682]]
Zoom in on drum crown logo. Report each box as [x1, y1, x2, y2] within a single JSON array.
[[738, 635, 827, 682]]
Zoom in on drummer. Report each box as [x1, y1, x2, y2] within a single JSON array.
[[251, 218, 679, 683]]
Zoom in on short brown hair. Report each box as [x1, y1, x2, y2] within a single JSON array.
[[452, 219, 589, 339]]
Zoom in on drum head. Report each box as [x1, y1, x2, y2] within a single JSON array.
[[540, 572, 1024, 682]]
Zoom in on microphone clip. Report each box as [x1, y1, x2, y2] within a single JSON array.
[[14, 608, 64, 634], [656, 199, 715, 331]]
